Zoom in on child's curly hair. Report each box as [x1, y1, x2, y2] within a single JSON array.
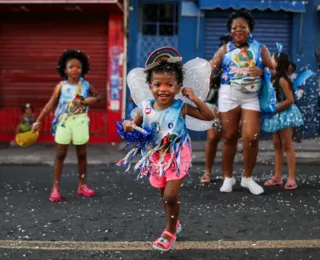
[[226, 10, 255, 32], [145, 60, 184, 85], [56, 49, 90, 78]]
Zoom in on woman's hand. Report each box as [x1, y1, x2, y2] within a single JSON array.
[[182, 88, 198, 103], [248, 66, 263, 77]]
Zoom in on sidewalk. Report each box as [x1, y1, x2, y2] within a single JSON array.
[[0, 138, 320, 165]]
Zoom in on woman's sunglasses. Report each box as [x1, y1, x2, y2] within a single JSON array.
[[231, 25, 249, 31]]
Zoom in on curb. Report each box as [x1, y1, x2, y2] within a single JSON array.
[[1, 157, 320, 166]]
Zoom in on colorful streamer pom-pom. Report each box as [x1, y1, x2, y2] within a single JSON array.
[[115, 119, 154, 146]]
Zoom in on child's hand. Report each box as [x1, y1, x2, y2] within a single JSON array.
[[69, 99, 83, 112], [31, 122, 40, 133], [211, 106, 219, 119], [182, 88, 198, 103], [123, 120, 136, 132], [83, 97, 97, 106]]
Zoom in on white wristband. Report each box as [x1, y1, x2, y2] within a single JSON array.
[[32, 122, 41, 127]]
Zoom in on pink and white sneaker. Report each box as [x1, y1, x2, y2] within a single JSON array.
[[77, 184, 95, 197], [49, 189, 62, 202]]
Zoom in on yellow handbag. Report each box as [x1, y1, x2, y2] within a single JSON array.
[[15, 131, 39, 147]]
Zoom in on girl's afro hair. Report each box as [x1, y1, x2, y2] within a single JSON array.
[[226, 10, 255, 32], [56, 49, 90, 78], [145, 60, 184, 85]]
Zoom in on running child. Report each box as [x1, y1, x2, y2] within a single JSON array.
[[121, 47, 215, 251]]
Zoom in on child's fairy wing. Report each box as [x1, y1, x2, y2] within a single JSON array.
[[185, 103, 216, 131], [293, 70, 314, 91], [176, 58, 211, 105], [130, 106, 139, 120], [127, 68, 153, 106], [176, 58, 213, 131]]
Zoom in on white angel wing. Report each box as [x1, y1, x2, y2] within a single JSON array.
[[127, 68, 153, 106], [177, 58, 211, 104], [178, 58, 213, 131], [185, 103, 216, 131], [130, 106, 139, 119]]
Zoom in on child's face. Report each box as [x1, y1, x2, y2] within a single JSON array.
[[25, 107, 32, 116], [65, 58, 82, 81], [149, 72, 181, 107], [288, 64, 294, 75]]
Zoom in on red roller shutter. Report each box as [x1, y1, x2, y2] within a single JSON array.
[[0, 13, 108, 111]]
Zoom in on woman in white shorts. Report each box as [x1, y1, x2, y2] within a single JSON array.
[[209, 10, 275, 195]]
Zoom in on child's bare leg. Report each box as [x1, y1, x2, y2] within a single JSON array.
[[15, 125, 21, 134], [160, 178, 183, 244], [76, 144, 87, 186], [273, 133, 284, 179], [53, 144, 68, 190], [202, 128, 221, 181], [160, 188, 166, 212], [279, 128, 296, 180]]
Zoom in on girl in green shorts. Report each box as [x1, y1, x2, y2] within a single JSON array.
[[32, 49, 102, 202]]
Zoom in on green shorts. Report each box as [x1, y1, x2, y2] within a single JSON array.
[[55, 113, 90, 145]]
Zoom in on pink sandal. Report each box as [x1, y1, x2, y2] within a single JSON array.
[[200, 173, 211, 183], [264, 177, 283, 186], [285, 179, 298, 190], [153, 231, 177, 252], [49, 188, 62, 202], [77, 184, 95, 197], [164, 220, 182, 235]]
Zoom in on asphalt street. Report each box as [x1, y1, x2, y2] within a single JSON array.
[[0, 164, 319, 260]]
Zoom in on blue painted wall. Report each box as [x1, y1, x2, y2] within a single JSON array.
[[126, 0, 140, 118], [178, 16, 204, 61], [291, 0, 319, 137]]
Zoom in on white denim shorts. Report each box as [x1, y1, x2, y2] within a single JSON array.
[[218, 84, 261, 113]]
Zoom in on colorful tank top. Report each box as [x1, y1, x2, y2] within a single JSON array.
[[52, 77, 90, 135], [221, 35, 264, 92], [23, 116, 32, 126], [140, 99, 188, 144]]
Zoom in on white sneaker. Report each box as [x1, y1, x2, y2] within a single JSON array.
[[220, 177, 236, 192], [240, 177, 264, 195]]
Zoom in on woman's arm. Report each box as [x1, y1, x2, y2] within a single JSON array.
[[249, 45, 275, 77], [261, 45, 276, 76], [276, 77, 294, 113], [209, 44, 226, 87]]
